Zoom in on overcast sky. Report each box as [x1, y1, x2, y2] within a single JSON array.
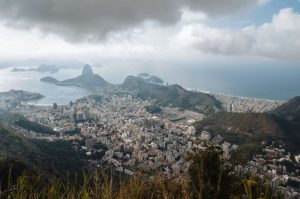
[[0, 0, 299, 67]]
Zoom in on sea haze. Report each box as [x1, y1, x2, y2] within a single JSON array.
[[159, 63, 300, 101], [0, 67, 92, 105], [0, 62, 299, 105], [92, 62, 300, 101]]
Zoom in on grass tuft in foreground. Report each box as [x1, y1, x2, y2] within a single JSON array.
[[1, 146, 285, 199]]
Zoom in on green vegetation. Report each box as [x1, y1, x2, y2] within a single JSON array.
[[0, 112, 58, 136], [0, 112, 24, 124], [0, 160, 32, 191], [194, 112, 300, 160], [272, 96, 300, 125], [122, 76, 222, 114], [0, 124, 39, 166], [15, 118, 59, 136], [63, 128, 81, 136], [188, 146, 239, 199], [89, 94, 103, 102], [145, 105, 162, 114], [0, 123, 82, 176], [240, 175, 285, 199], [0, 146, 284, 199], [32, 140, 83, 176]]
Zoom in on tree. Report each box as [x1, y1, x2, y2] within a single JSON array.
[[188, 146, 238, 199]]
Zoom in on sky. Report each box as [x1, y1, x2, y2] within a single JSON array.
[[0, 0, 299, 67]]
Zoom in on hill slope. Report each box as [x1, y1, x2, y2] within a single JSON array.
[[0, 123, 82, 175], [272, 96, 300, 124], [0, 124, 40, 163], [122, 76, 222, 114], [194, 112, 300, 153]]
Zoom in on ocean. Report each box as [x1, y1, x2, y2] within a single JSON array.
[[92, 62, 300, 101], [0, 67, 92, 105], [0, 63, 299, 105]]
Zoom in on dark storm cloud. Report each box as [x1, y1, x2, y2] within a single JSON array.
[[0, 0, 259, 42], [186, 0, 256, 14]]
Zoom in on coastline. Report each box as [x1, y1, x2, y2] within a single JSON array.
[[185, 87, 285, 113], [185, 87, 286, 102]]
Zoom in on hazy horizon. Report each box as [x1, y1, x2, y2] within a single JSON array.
[[1, 0, 300, 101], [1, 61, 300, 102]]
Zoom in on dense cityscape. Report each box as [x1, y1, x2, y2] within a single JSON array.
[[1, 0, 300, 198], [1, 87, 299, 198]]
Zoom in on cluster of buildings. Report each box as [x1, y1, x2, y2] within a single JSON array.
[[213, 93, 284, 113], [6, 92, 300, 197], [236, 141, 300, 198], [11, 94, 206, 175]]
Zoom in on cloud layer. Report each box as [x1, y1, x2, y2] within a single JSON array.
[[0, 0, 261, 41], [175, 8, 300, 60], [0, 1, 298, 62]]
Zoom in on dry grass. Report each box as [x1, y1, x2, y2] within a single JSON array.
[[0, 147, 285, 199], [1, 172, 191, 199]]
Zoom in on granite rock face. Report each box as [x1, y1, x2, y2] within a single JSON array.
[[51, 64, 109, 88], [82, 64, 94, 77]]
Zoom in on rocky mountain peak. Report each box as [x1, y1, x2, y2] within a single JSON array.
[[82, 64, 94, 76]]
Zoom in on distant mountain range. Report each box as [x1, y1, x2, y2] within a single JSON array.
[[37, 64, 300, 154], [12, 64, 59, 73], [40, 65, 221, 114], [122, 75, 222, 114], [41, 64, 109, 89], [1, 66, 300, 185]]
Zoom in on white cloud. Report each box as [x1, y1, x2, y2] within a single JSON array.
[[0, 0, 263, 42], [174, 8, 300, 60], [0, 7, 299, 63]]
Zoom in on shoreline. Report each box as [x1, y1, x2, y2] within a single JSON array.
[[184, 87, 285, 113], [185, 87, 286, 102], [0, 81, 289, 111]]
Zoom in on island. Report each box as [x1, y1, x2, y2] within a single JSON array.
[[0, 90, 44, 101], [40, 76, 59, 83], [11, 64, 60, 73], [0, 90, 45, 110], [41, 64, 109, 89], [11, 68, 27, 72]]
